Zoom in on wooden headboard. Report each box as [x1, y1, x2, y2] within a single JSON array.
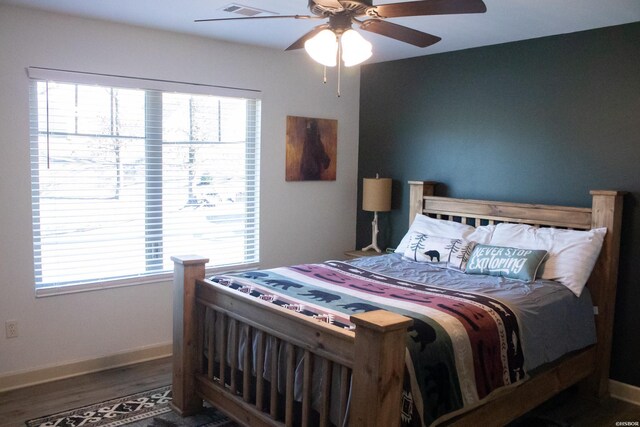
[[408, 181, 624, 398]]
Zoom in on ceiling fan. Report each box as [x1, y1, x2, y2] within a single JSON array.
[[196, 0, 486, 94], [197, 0, 486, 60]]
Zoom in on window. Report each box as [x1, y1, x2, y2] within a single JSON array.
[[28, 68, 260, 293]]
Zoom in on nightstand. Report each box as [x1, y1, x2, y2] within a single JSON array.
[[344, 250, 385, 260]]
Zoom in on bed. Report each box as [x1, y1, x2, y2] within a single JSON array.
[[170, 181, 623, 426]]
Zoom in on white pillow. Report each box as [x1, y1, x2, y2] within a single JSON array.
[[489, 223, 607, 296], [467, 224, 495, 244], [395, 214, 476, 254], [403, 233, 477, 271]]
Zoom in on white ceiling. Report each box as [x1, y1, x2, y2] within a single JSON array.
[[2, 0, 639, 63]]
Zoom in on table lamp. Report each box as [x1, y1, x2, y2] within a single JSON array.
[[362, 175, 392, 252]]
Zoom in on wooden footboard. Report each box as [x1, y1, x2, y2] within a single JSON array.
[[171, 255, 412, 427]]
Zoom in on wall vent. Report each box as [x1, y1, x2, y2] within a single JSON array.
[[220, 4, 277, 17]]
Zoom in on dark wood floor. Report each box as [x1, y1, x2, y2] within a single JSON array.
[[0, 357, 638, 427], [0, 357, 171, 427], [506, 387, 640, 427]]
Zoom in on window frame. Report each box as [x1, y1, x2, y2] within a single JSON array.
[[27, 67, 262, 297]]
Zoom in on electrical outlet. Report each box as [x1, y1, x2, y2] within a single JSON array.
[[5, 320, 18, 338]]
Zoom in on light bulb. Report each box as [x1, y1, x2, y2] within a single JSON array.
[[304, 29, 338, 67], [341, 29, 372, 67]]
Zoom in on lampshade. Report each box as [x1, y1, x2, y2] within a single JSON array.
[[304, 29, 338, 67], [362, 177, 392, 212], [341, 29, 372, 67], [304, 28, 372, 68]]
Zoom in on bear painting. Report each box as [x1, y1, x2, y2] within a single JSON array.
[[286, 116, 337, 181]]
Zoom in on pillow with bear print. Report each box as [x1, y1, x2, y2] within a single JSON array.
[[395, 214, 477, 254], [403, 232, 477, 271]]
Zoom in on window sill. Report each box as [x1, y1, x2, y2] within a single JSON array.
[[35, 262, 260, 298]]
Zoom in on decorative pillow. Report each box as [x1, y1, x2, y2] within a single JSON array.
[[395, 214, 477, 254], [465, 244, 548, 282], [489, 223, 607, 296], [403, 233, 477, 271]]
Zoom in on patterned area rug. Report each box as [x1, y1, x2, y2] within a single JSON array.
[[25, 385, 237, 427]]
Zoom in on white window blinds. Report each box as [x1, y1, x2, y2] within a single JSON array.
[[28, 68, 261, 291]]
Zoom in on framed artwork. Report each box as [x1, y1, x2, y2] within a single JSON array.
[[286, 115, 337, 181]]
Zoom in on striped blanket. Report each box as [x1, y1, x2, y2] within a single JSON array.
[[211, 260, 526, 426]]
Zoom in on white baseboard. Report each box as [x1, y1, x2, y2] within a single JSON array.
[[0, 342, 172, 393], [610, 379, 640, 406]]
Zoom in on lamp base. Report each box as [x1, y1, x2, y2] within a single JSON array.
[[361, 211, 382, 253], [361, 242, 382, 253]]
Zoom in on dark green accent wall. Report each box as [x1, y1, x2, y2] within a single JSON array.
[[357, 22, 640, 386]]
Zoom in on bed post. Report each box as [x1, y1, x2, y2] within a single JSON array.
[[584, 190, 624, 398], [350, 310, 413, 427], [408, 181, 437, 226], [170, 255, 209, 416]]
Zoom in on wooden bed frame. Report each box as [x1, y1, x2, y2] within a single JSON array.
[[171, 181, 623, 426]]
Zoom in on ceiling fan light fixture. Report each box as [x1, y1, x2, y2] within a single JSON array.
[[304, 29, 338, 67], [340, 29, 372, 67]]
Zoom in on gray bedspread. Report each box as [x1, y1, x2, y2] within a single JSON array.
[[349, 253, 597, 372]]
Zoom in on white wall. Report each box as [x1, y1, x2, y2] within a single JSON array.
[[0, 5, 360, 379]]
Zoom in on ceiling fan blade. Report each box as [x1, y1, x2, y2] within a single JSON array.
[[285, 24, 331, 51], [360, 19, 441, 47], [195, 15, 316, 23], [310, 0, 344, 10], [374, 0, 487, 18]]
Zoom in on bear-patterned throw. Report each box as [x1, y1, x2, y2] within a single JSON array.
[[211, 260, 526, 426]]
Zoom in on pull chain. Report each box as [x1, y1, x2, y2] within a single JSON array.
[[337, 40, 342, 97]]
